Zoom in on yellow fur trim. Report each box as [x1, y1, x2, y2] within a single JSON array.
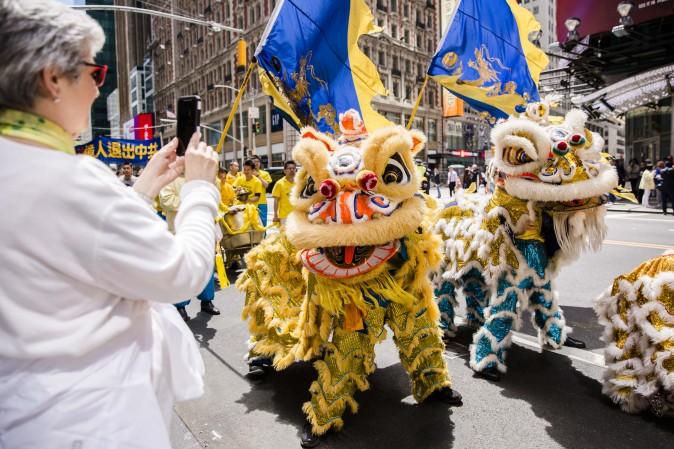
[[286, 195, 425, 249], [361, 126, 421, 201]]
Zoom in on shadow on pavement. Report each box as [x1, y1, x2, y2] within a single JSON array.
[[449, 325, 673, 448], [186, 309, 216, 346], [495, 343, 673, 448], [518, 306, 605, 350], [235, 361, 456, 449]]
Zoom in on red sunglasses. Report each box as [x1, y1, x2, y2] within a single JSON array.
[[81, 62, 108, 87]]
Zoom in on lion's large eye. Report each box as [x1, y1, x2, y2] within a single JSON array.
[[301, 176, 317, 198], [382, 153, 410, 185]]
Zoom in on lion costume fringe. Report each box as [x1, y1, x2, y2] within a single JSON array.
[[237, 110, 457, 436]]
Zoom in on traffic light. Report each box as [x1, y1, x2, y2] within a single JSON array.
[[253, 120, 261, 134], [236, 39, 247, 72]]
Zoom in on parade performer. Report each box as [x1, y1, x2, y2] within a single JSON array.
[[160, 176, 221, 321], [595, 251, 674, 417], [433, 106, 618, 381], [237, 111, 461, 447]]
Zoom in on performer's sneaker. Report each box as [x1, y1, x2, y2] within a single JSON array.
[[200, 301, 221, 315], [563, 336, 586, 349], [428, 387, 463, 406], [246, 357, 272, 379], [300, 421, 322, 448], [475, 366, 501, 382], [247, 364, 266, 379], [177, 306, 190, 322]]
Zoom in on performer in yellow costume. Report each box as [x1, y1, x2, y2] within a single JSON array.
[[237, 111, 461, 447], [271, 159, 296, 225], [251, 155, 272, 226], [595, 251, 674, 417]]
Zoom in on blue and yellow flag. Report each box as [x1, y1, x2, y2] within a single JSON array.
[[428, 0, 548, 120], [255, 0, 391, 135]]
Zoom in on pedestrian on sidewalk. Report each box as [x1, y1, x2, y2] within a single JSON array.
[[639, 161, 655, 208], [447, 166, 459, 197], [0, 2, 221, 447], [615, 155, 626, 188], [660, 160, 674, 215], [627, 158, 641, 200], [433, 167, 442, 198]]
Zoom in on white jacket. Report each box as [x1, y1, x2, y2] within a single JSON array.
[[0, 137, 220, 448]]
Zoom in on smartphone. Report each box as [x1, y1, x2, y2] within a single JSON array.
[[176, 95, 201, 156]]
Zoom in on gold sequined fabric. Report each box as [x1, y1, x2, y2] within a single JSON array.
[[595, 254, 674, 415]]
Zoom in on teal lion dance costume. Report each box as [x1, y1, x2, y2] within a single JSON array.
[[433, 105, 618, 380]]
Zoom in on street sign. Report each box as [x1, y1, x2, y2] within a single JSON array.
[[248, 107, 259, 119]]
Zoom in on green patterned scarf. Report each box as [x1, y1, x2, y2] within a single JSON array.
[[0, 109, 75, 155]]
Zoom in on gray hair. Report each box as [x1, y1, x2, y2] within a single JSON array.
[[0, 0, 105, 111]]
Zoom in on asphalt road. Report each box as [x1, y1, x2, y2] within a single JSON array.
[[169, 205, 674, 449]]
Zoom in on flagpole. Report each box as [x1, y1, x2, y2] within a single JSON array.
[[215, 61, 257, 155], [406, 75, 430, 129]]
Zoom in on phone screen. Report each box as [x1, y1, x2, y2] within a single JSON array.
[[176, 95, 201, 156]]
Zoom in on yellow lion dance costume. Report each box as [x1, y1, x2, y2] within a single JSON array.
[[595, 251, 674, 417], [237, 111, 461, 446]]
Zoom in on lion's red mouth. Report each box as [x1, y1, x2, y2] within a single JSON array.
[[300, 241, 399, 279]]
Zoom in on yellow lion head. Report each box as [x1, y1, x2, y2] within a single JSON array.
[[286, 110, 427, 279]]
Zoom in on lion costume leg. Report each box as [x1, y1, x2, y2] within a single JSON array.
[[462, 268, 488, 328], [435, 280, 458, 338], [470, 275, 519, 373], [302, 305, 384, 436], [529, 283, 567, 348], [387, 302, 452, 402]]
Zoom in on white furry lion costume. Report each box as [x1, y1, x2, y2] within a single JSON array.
[[432, 106, 618, 380]]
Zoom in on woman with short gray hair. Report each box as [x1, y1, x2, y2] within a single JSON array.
[[0, 1, 221, 448]]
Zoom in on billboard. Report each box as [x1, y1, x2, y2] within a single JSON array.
[[556, 0, 673, 43], [76, 137, 162, 166], [134, 112, 155, 140]]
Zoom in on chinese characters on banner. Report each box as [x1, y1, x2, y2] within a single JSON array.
[[75, 137, 162, 166]]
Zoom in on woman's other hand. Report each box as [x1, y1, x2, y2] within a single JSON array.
[[134, 138, 184, 199], [184, 132, 219, 183]]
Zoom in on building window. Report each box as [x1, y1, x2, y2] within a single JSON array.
[[393, 81, 400, 97], [391, 24, 397, 38], [428, 119, 437, 142], [379, 51, 386, 66]]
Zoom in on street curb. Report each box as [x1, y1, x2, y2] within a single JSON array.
[[606, 207, 665, 215]]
